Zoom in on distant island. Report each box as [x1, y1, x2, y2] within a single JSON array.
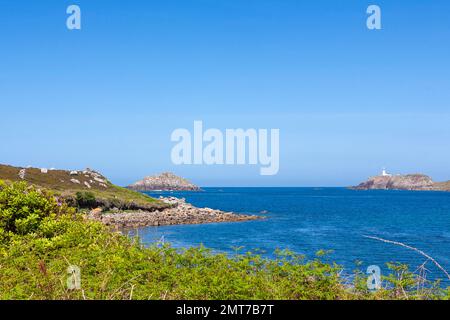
[[127, 172, 201, 191], [352, 168, 450, 191]]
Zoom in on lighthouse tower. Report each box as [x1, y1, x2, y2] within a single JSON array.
[[381, 168, 392, 177]]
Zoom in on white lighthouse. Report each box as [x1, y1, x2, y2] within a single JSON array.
[[381, 168, 392, 177]]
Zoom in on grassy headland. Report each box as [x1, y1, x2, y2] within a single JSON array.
[[0, 164, 169, 212]]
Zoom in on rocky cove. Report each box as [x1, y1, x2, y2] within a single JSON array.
[[87, 196, 261, 229]]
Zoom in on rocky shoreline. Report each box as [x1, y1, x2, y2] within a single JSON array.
[[88, 196, 261, 228]]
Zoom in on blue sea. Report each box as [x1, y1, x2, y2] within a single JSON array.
[[133, 188, 450, 285]]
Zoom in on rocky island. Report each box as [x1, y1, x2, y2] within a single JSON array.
[[127, 172, 201, 191], [352, 169, 450, 191]]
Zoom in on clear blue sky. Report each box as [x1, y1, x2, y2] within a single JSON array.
[[1, 0, 449, 186]]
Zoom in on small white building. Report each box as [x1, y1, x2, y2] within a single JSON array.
[[381, 168, 392, 177]]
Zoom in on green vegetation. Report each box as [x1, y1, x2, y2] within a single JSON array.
[[75, 191, 97, 208], [0, 181, 449, 300]]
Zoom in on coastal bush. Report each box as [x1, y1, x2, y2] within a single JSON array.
[[0, 181, 448, 300], [0, 181, 74, 238], [70, 191, 162, 211], [75, 191, 97, 209]]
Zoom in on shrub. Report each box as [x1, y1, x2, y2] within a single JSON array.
[[75, 191, 97, 209], [0, 181, 73, 238]]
